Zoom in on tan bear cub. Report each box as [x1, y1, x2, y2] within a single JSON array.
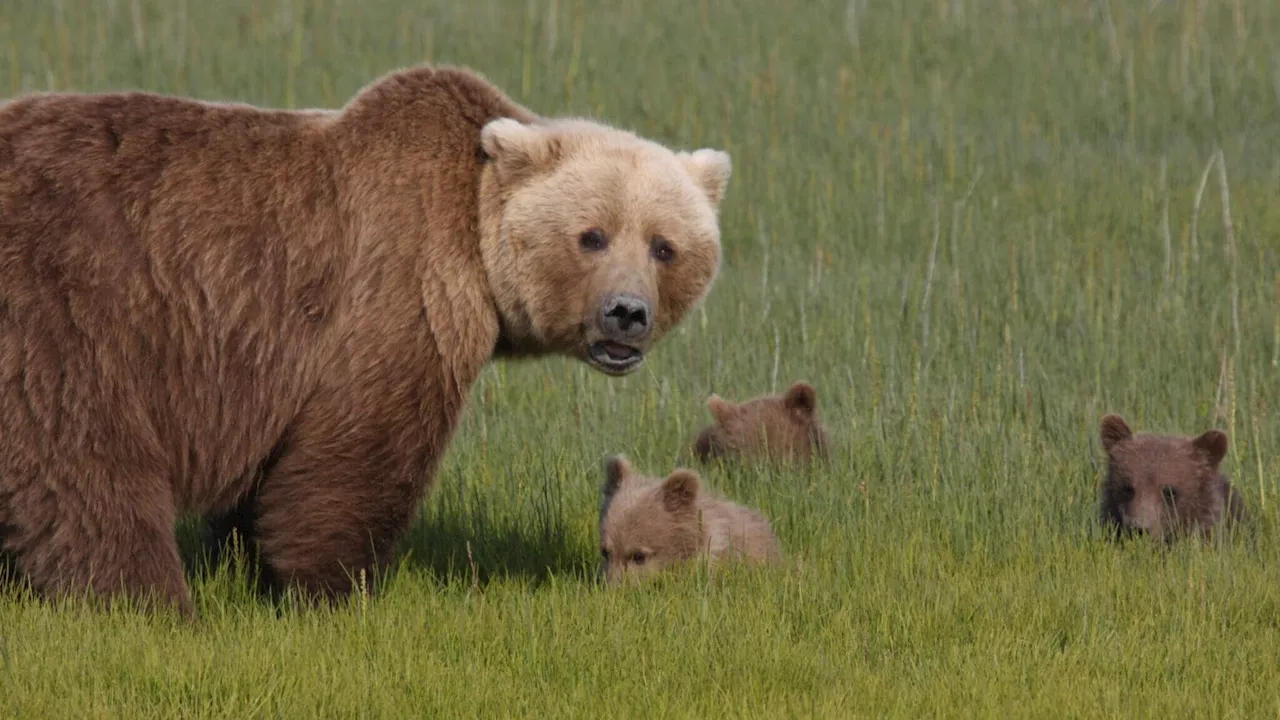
[[1098, 414, 1247, 541], [692, 381, 830, 466], [598, 455, 782, 586]]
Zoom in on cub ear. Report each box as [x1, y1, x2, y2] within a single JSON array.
[[706, 394, 736, 426], [480, 118, 561, 182], [660, 470, 700, 513], [679, 148, 732, 208], [1099, 414, 1133, 452], [602, 455, 631, 499], [783, 381, 818, 418], [1192, 429, 1229, 466]]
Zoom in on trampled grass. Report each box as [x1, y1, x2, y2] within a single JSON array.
[[2, 0, 1280, 717]]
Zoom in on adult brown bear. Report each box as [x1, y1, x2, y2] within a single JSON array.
[[0, 65, 731, 617]]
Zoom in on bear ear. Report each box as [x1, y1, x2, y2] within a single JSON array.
[[660, 470, 700, 513], [480, 118, 561, 182], [679, 149, 732, 208], [783, 381, 818, 418], [1100, 414, 1133, 452], [1192, 429, 1229, 466], [706, 394, 736, 425], [603, 455, 631, 498]]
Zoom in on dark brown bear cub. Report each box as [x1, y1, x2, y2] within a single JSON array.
[[1097, 413, 1247, 541], [692, 381, 830, 466]]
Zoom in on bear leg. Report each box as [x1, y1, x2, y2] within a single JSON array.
[[7, 484, 193, 618], [253, 479, 417, 605], [249, 424, 426, 606]]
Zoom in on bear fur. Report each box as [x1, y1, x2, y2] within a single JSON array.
[[0, 64, 732, 617], [1097, 414, 1247, 541], [597, 455, 781, 586], [692, 381, 830, 466]]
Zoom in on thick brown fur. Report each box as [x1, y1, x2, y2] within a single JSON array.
[[0, 65, 731, 617], [1097, 414, 1247, 541], [692, 381, 830, 466], [597, 455, 782, 586]]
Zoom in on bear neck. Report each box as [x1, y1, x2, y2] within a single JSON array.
[[331, 66, 542, 394], [475, 166, 545, 359]]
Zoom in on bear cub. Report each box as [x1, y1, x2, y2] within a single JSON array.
[[597, 455, 782, 585], [1098, 413, 1247, 541], [692, 381, 830, 466]]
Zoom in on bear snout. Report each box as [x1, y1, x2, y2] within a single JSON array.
[[585, 293, 652, 375], [598, 293, 651, 341], [1121, 520, 1149, 536], [1120, 510, 1148, 532]]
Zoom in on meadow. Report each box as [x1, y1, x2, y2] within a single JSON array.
[[3, 0, 1280, 716]]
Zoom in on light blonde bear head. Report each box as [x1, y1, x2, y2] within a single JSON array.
[[478, 117, 731, 375]]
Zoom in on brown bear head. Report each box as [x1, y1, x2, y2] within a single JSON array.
[[1097, 413, 1235, 540], [478, 117, 730, 376], [693, 381, 830, 466], [598, 455, 704, 586]]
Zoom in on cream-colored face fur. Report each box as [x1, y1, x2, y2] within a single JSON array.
[[478, 117, 730, 375]]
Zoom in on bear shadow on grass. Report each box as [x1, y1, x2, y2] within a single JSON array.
[[392, 465, 599, 588], [1, 505, 590, 606], [396, 506, 594, 588], [174, 501, 593, 600]]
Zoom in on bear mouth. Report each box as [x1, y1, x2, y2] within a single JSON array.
[[588, 341, 645, 375]]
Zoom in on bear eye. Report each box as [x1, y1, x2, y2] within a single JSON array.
[[1161, 486, 1178, 503], [579, 228, 608, 252], [650, 236, 676, 264], [629, 551, 647, 565], [600, 547, 611, 561], [1118, 485, 1135, 502]]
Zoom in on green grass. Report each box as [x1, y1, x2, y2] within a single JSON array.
[[3, 0, 1280, 716]]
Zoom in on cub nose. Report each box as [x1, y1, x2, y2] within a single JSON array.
[[599, 294, 651, 340], [1122, 515, 1151, 535]]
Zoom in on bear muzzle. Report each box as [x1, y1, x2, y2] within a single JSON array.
[[586, 292, 652, 375]]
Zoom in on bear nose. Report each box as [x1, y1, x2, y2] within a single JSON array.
[[600, 294, 651, 340], [1122, 514, 1152, 534]]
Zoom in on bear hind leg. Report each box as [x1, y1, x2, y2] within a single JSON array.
[[7, 478, 194, 619], [253, 482, 410, 607], [249, 435, 423, 608]]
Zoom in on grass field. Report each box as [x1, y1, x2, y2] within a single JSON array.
[[3, 0, 1280, 716]]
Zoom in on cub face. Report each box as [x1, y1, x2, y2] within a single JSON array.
[[598, 455, 704, 586], [1098, 413, 1234, 540], [693, 381, 830, 465]]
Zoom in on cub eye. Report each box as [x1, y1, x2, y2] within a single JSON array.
[[1161, 486, 1178, 502], [650, 236, 675, 264], [629, 551, 648, 565], [600, 548, 610, 561], [579, 228, 608, 252], [1118, 485, 1135, 501]]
